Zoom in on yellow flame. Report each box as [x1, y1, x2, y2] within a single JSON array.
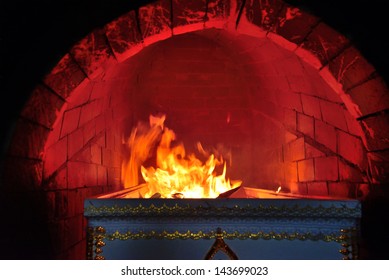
[[122, 115, 241, 198]]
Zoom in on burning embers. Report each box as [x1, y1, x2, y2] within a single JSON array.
[[121, 115, 241, 198]]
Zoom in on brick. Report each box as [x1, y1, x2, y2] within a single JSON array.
[[84, 164, 98, 187], [360, 113, 389, 151], [301, 22, 349, 66], [83, 120, 96, 145], [314, 156, 338, 181], [1, 157, 43, 191], [315, 120, 337, 152], [307, 182, 328, 197], [21, 85, 65, 128], [289, 182, 308, 195], [274, 5, 320, 45], [8, 119, 49, 160], [367, 150, 389, 183], [285, 162, 298, 182], [138, 0, 172, 45], [70, 29, 115, 78], [105, 10, 143, 61], [43, 53, 87, 99], [107, 167, 121, 188], [297, 159, 314, 182], [284, 131, 297, 143], [79, 100, 102, 127], [297, 113, 314, 139], [244, 0, 284, 31], [344, 112, 364, 137], [73, 146, 92, 163], [67, 128, 84, 160], [286, 75, 316, 95], [328, 182, 356, 199], [43, 136, 68, 177], [206, 0, 230, 28], [289, 137, 305, 161], [172, 0, 207, 34], [67, 161, 86, 189], [320, 100, 348, 131], [60, 108, 81, 138], [276, 90, 302, 112], [328, 46, 375, 91], [301, 94, 322, 119], [91, 145, 102, 165], [346, 76, 389, 116], [338, 160, 365, 183], [44, 166, 68, 191], [305, 143, 325, 158], [97, 165, 108, 186], [66, 80, 93, 110], [337, 130, 367, 169], [283, 108, 296, 130]]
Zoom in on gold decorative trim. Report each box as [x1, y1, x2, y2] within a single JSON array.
[[338, 228, 359, 260], [87, 226, 357, 260], [100, 229, 347, 242], [85, 203, 361, 218], [205, 228, 238, 260]]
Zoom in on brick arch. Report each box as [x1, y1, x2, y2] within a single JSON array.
[[2, 0, 388, 259]]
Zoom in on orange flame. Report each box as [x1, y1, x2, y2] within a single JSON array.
[[122, 115, 241, 198]]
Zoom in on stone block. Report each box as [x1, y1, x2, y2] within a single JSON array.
[[289, 137, 305, 161], [314, 120, 337, 152], [328, 46, 375, 91], [307, 182, 328, 197], [297, 113, 314, 139], [8, 119, 49, 160], [301, 94, 322, 120], [1, 156, 43, 191], [172, 0, 207, 34], [300, 22, 349, 66], [105, 10, 143, 61], [21, 85, 65, 128], [43, 136, 68, 177], [367, 150, 389, 183], [314, 156, 338, 181], [346, 76, 389, 116], [70, 29, 115, 78], [337, 130, 367, 169], [328, 182, 356, 199], [360, 113, 389, 151], [297, 159, 314, 182], [244, 0, 284, 31], [67, 128, 84, 160], [43, 53, 87, 99], [274, 5, 320, 45], [338, 160, 365, 183], [206, 0, 230, 28], [319, 100, 348, 131], [138, 0, 172, 45], [60, 107, 81, 138], [305, 143, 325, 159]]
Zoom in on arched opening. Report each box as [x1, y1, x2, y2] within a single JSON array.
[[1, 0, 388, 259]]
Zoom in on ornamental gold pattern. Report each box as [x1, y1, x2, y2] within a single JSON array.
[[84, 203, 361, 218], [97, 228, 350, 243]]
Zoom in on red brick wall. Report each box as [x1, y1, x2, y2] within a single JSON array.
[[2, 0, 388, 259]]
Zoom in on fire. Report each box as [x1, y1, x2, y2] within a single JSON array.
[[122, 115, 241, 198]]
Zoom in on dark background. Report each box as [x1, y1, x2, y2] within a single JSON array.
[[0, 0, 388, 259]]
